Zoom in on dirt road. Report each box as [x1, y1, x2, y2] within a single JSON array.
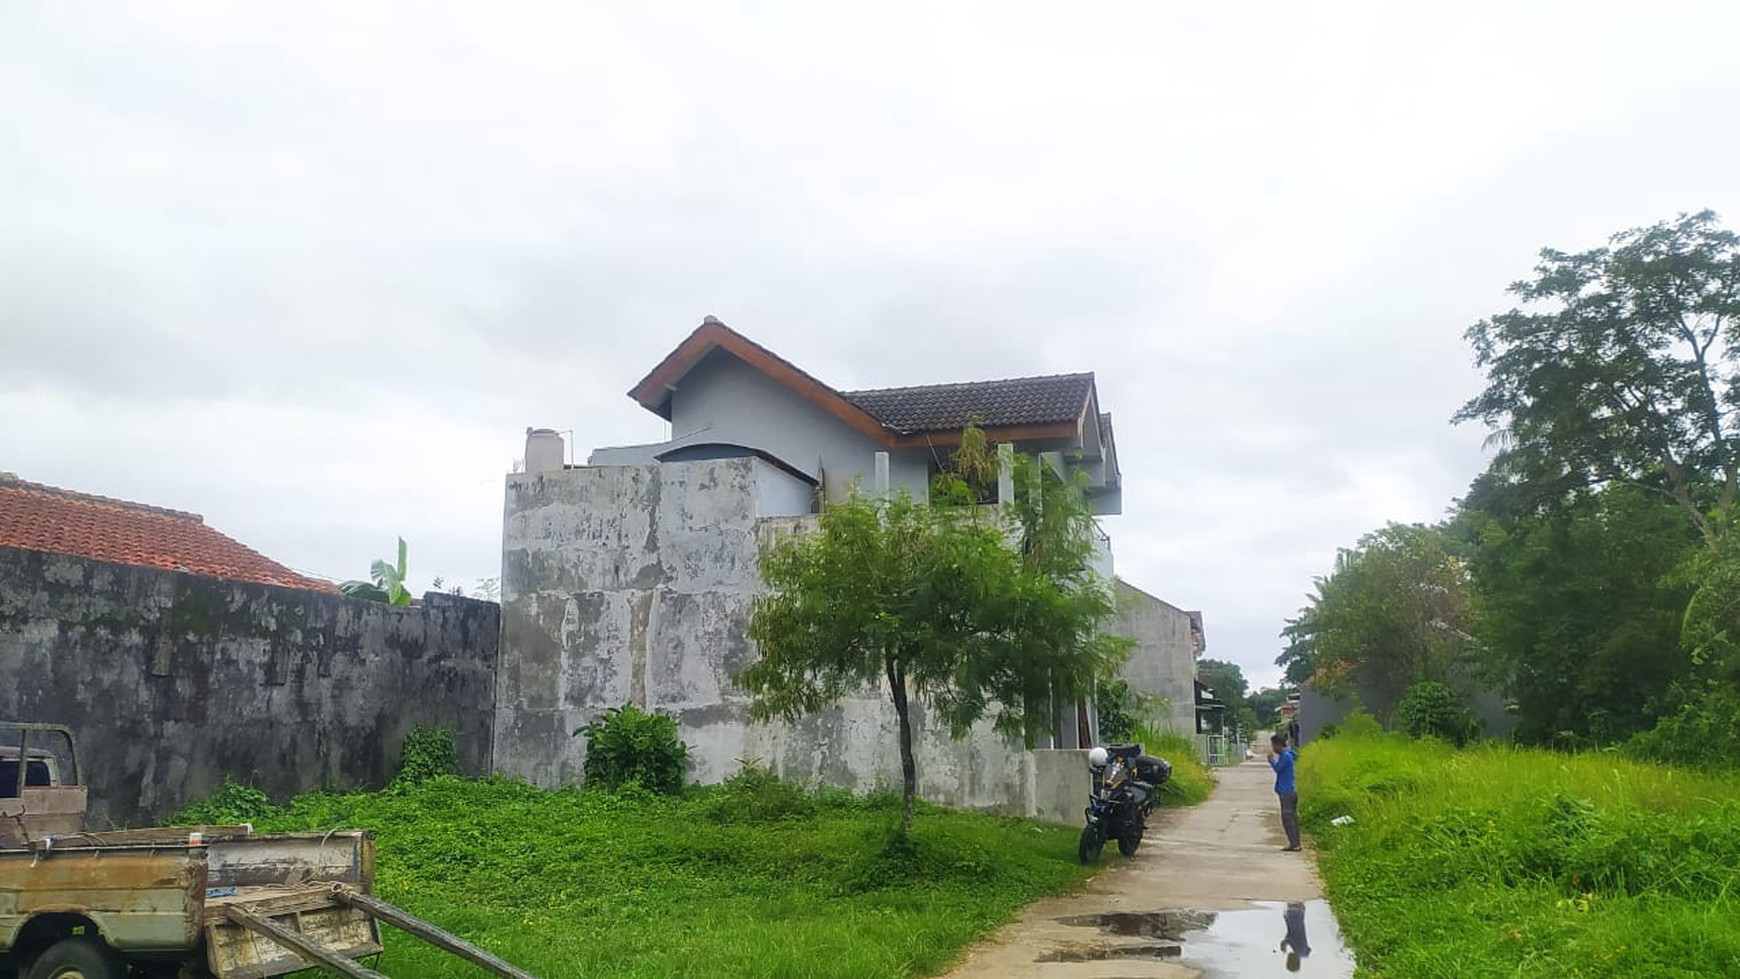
[[941, 756, 1353, 978]]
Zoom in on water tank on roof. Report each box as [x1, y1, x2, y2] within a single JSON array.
[[525, 428, 566, 473]]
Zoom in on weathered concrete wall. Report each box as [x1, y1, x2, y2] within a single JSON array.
[[0, 546, 498, 827], [497, 458, 1039, 812], [1030, 749, 1091, 826], [1108, 578, 1198, 735]]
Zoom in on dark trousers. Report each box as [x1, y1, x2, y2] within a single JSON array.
[[1279, 792, 1301, 848]]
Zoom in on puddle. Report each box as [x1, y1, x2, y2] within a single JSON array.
[[1057, 901, 1355, 977], [1034, 943, 1182, 962]]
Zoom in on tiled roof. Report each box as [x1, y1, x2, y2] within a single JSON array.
[[0, 475, 335, 592], [842, 373, 1095, 433]]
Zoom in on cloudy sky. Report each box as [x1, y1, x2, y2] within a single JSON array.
[[5, 2, 1738, 688]]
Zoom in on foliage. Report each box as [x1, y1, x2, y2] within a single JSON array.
[[1394, 680, 1480, 746], [698, 761, 818, 824], [341, 536, 414, 606], [1625, 684, 1740, 769], [1196, 658, 1259, 736], [394, 726, 458, 786], [1129, 721, 1215, 806], [1460, 479, 1699, 745], [213, 775, 1095, 978], [741, 425, 1129, 835], [1247, 686, 1291, 730], [1336, 708, 1384, 740], [1278, 522, 1475, 720], [1299, 736, 1740, 977], [1455, 210, 1740, 552], [171, 778, 283, 825], [1094, 678, 1138, 742], [576, 703, 690, 795]]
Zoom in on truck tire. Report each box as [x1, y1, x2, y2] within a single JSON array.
[[25, 937, 125, 979]]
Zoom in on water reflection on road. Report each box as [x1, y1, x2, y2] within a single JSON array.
[[1182, 899, 1355, 977]]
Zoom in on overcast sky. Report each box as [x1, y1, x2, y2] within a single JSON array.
[[5, 2, 1739, 689]]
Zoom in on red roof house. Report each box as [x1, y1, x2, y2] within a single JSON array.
[[0, 474, 334, 592]]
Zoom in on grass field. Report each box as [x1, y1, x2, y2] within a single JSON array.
[[210, 773, 1096, 978], [1298, 731, 1740, 978]]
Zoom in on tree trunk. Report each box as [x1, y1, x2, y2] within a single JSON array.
[[886, 653, 917, 836]]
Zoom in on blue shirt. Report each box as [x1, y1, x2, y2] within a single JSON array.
[[1269, 747, 1297, 795]]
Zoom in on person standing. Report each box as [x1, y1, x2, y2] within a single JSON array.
[[1268, 732, 1301, 851]]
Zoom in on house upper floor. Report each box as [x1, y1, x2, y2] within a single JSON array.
[[584, 317, 1122, 516]]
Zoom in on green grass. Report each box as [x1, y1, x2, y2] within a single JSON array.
[[237, 774, 1097, 978], [1132, 724, 1216, 806], [1298, 733, 1740, 978]]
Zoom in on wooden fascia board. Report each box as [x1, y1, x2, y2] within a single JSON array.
[[627, 322, 895, 443]]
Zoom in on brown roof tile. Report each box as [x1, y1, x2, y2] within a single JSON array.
[[843, 373, 1095, 433], [0, 476, 335, 592]]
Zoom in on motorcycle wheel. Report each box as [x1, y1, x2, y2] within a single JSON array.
[[1117, 824, 1143, 858], [1078, 824, 1105, 864]]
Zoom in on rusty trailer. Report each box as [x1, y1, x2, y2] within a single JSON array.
[[0, 722, 536, 979]]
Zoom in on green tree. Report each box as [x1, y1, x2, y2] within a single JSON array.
[[740, 428, 1129, 835], [1395, 680, 1481, 746], [1196, 658, 1254, 736], [1459, 476, 1699, 746], [1278, 523, 1475, 722], [1248, 687, 1291, 731], [1455, 210, 1740, 551]]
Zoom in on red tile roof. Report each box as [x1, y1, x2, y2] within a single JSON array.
[[0, 475, 335, 592]]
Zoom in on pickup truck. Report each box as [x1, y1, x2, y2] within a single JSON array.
[[0, 723, 534, 979]]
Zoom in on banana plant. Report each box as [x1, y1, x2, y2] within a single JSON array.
[[340, 537, 413, 605]]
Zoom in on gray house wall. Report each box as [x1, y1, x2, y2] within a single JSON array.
[[496, 458, 1044, 813], [591, 351, 933, 501], [1108, 578, 1198, 735], [0, 546, 497, 826]]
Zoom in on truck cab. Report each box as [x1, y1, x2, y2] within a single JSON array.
[[0, 724, 86, 848]]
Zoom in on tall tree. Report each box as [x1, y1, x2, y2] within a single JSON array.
[[1278, 523, 1475, 722], [1459, 476, 1699, 746], [740, 429, 1128, 835], [1454, 210, 1740, 550]]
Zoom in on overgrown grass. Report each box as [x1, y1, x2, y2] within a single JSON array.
[[1132, 723, 1216, 806], [221, 773, 1096, 978], [1299, 732, 1740, 978]]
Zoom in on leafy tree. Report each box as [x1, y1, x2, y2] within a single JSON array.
[[1278, 523, 1475, 722], [340, 536, 413, 606], [1459, 477, 1698, 746], [740, 428, 1129, 835], [1395, 680, 1480, 746], [1455, 210, 1740, 551], [1197, 658, 1255, 736], [1248, 687, 1291, 731]]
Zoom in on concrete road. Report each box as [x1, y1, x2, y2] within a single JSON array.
[[941, 756, 1344, 978]]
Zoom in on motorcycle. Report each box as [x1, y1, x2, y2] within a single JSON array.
[[1079, 742, 1171, 864]]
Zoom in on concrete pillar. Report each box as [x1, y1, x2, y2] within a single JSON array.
[[874, 451, 890, 495], [997, 443, 1015, 505]]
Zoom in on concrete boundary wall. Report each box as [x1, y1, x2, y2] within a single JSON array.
[[0, 545, 498, 826]]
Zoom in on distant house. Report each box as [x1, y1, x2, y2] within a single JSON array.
[[589, 316, 1122, 516], [0, 474, 331, 592], [498, 317, 1207, 812]]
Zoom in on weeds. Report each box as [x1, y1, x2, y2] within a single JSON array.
[[221, 771, 1093, 977], [1300, 731, 1740, 977], [1131, 723, 1216, 806]]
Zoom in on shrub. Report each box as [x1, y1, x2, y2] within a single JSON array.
[[1395, 682, 1480, 746], [1338, 708, 1384, 739], [1095, 679, 1138, 742], [577, 703, 690, 794], [700, 761, 816, 823], [172, 778, 282, 825], [395, 726, 458, 785], [1626, 685, 1740, 769]]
